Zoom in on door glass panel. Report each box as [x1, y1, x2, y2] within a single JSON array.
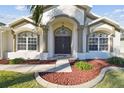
[[55, 27, 71, 54]]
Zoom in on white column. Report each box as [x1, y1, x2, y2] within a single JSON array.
[[113, 31, 120, 55], [83, 27, 87, 53], [48, 25, 54, 57], [108, 35, 111, 52], [72, 24, 78, 58], [39, 29, 44, 52]]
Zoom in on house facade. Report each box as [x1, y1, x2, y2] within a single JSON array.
[[0, 5, 124, 60]]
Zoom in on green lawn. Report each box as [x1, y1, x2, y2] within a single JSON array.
[[0, 70, 43, 88], [95, 69, 124, 88], [1, 69, 124, 88]]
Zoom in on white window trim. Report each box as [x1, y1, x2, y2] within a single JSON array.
[[88, 34, 111, 52], [16, 32, 38, 52]]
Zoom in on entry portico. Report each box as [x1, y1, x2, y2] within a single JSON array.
[[47, 16, 78, 58]]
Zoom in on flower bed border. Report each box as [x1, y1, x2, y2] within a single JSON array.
[[35, 66, 124, 88]]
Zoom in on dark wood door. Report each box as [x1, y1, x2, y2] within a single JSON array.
[[55, 36, 71, 54]]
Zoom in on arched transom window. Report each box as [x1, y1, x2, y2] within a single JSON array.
[[17, 31, 37, 50], [55, 26, 71, 37], [88, 32, 110, 51]]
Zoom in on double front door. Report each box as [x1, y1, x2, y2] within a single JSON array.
[[55, 36, 71, 54]]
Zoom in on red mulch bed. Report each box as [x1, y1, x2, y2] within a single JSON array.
[[39, 59, 110, 85], [0, 59, 56, 64]]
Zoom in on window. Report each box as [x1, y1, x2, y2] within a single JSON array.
[[120, 31, 124, 41], [88, 32, 109, 51], [17, 32, 37, 50], [55, 26, 71, 37]]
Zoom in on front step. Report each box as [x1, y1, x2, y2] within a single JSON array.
[[55, 59, 72, 72], [48, 55, 76, 60]]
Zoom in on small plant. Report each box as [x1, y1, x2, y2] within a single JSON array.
[[75, 61, 93, 71], [9, 58, 25, 64], [107, 56, 124, 66]]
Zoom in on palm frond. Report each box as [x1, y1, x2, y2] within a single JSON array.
[[28, 5, 44, 26]]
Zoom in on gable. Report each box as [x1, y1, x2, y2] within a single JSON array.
[[89, 22, 115, 34], [9, 19, 35, 34], [41, 5, 86, 25], [9, 17, 34, 28]]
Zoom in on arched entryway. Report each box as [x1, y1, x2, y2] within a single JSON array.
[[47, 16, 79, 58], [54, 26, 72, 54]]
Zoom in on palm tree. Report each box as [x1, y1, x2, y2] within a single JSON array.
[[28, 5, 44, 26]]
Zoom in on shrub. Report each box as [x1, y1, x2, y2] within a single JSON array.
[[107, 56, 124, 66], [9, 58, 25, 64], [75, 61, 93, 71]]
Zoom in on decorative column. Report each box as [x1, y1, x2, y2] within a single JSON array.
[[82, 26, 88, 53], [72, 24, 78, 58], [77, 25, 83, 53], [11, 29, 16, 52], [42, 25, 48, 52], [37, 34, 40, 52], [48, 25, 54, 57]]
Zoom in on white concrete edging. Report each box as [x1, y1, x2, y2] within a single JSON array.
[[35, 66, 124, 88]]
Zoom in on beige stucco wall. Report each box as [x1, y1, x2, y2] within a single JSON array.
[[120, 41, 124, 52], [89, 22, 115, 34], [7, 31, 13, 52], [1, 30, 14, 58]]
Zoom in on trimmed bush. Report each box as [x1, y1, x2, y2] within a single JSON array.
[[9, 58, 25, 64], [75, 61, 93, 71], [107, 56, 124, 66]]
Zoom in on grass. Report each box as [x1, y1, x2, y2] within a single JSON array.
[[0, 70, 43, 88], [95, 69, 124, 88]]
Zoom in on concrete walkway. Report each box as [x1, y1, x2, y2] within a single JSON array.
[[55, 59, 72, 72], [0, 59, 72, 73]]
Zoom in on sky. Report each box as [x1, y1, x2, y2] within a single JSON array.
[[0, 5, 124, 26]]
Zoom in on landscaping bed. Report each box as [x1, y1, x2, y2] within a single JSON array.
[[39, 59, 110, 85], [0, 59, 56, 64]]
